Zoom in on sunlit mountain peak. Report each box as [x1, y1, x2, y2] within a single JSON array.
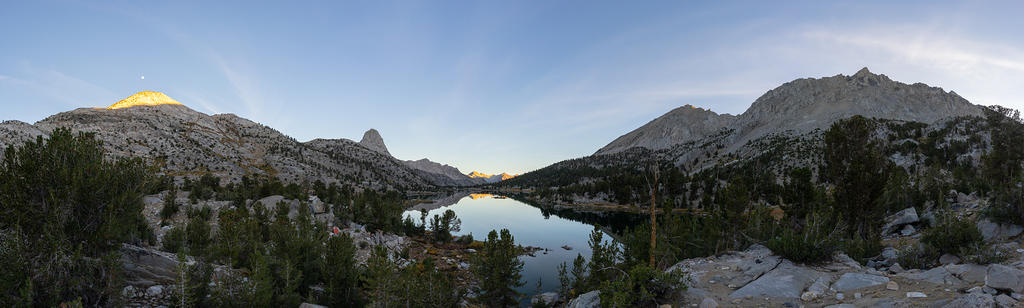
[[106, 91, 183, 109]]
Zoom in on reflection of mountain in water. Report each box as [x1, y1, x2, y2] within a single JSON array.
[[407, 192, 470, 212], [468, 193, 493, 200], [512, 196, 645, 234]]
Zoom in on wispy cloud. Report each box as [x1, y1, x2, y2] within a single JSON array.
[[0, 63, 117, 108], [799, 25, 1024, 108], [804, 28, 1024, 73]]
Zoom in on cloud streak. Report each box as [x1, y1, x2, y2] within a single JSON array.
[[0, 63, 117, 108]]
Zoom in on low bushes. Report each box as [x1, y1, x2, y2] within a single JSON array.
[[921, 212, 983, 256]]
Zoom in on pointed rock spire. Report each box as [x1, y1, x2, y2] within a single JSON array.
[[854, 67, 873, 77], [359, 128, 391, 156]]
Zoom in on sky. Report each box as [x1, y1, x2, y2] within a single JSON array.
[[2, 1, 1023, 175]]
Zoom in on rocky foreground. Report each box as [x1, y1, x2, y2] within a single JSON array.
[[550, 204, 1024, 308]]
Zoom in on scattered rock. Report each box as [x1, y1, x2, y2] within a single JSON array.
[[308, 195, 326, 214], [906, 292, 927, 298], [901, 224, 917, 236], [986, 264, 1024, 293], [939, 254, 961, 265], [984, 286, 999, 295], [833, 253, 863, 270], [947, 263, 989, 284], [566, 290, 601, 308], [824, 305, 857, 308], [886, 281, 900, 291], [995, 294, 1016, 308], [801, 275, 832, 301], [889, 263, 905, 274], [882, 207, 919, 235], [299, 303, 328, 308], [943, 292, 994, 308], [532, 292, 560, 306], [831, 273, 890, 292], [699, 297, 719, 308], [899, 267, 962, 285], [146, 285, 164, 297], [978, 219, 1024, 242]]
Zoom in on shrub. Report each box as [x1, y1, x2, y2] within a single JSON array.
[[163, 226, 186, 253], [840, 235, 883, 264], [766, 211, 841, 264], [895, 244, 939, 270], [921, 212, 983, 256], [961, 243, 1012, 265], [598, 264, 684, 308], [186, 205, 213, 221], [161, 189, 180, 222]]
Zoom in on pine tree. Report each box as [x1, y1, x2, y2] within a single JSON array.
[[363, 246, 397, 307], [471, 229, 524, 307], [322, 234, 363, 307]]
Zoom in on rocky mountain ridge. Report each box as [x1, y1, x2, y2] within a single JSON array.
[[468, 171, 517, 183], [596, 68, 986, 156], [0, 92, 433, 188], [402, 158, 482, 186], [0, 91, 518, 188]]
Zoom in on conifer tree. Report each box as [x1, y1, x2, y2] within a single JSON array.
[[471, 229, 524, 307]]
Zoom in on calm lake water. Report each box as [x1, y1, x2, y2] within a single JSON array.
[[402, 194, 639, 305]]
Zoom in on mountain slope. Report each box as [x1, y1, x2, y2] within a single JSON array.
[[403, 158, 481, 186], [506, 69, 995, 205], [0, 92, 433, 189], [596, 105, 735, 155], [596, 68, 985, 156]]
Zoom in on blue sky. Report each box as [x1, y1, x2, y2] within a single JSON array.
[[2, 1, 1023, 174]]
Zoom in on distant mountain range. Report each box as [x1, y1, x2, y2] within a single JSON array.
[[507, 68, 991, 192], [596, 68, 983, 157], [0, 91, 514, 188], [467, 171, 517, 183]]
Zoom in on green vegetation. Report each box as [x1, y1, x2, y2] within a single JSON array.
[[559, 227, 683, 307], [983, 107, 1024, 225], [0, 128, 468, 307], [824, 115, 887, 240], [429, 209, 461, 243], [0, 128, 155, 306], [921, 211, 983, 256], [471, 229, 525, 307], [765, 210, 843, 263], [161, 188, 180, 224]]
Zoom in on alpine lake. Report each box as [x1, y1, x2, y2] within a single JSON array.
[[402, 194, 642, 306]]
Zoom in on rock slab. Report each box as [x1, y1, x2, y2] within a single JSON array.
[[567, 290, 601, 308], [986, 264, 1024, 293], [730, 261, 822, 299], [831, 273, 890, 292]]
